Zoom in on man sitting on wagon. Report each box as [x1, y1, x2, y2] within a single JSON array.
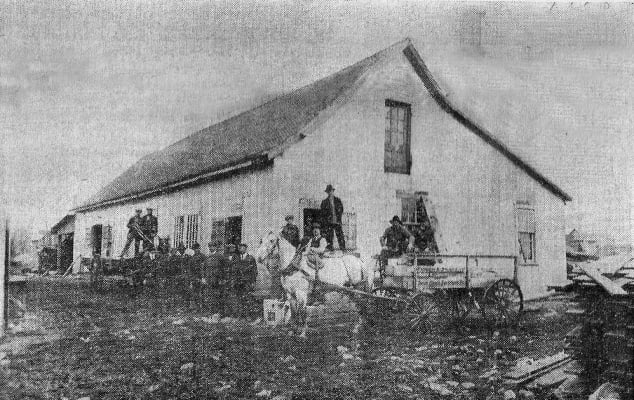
[[379, 216, 415, 269], [299, 223, 328, 271]]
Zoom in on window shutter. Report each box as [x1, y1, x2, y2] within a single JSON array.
[[342, 212, 357, 250], [420, 195, 447, 253], [102, 225, 112, 257], [85, 227, 92, 251]]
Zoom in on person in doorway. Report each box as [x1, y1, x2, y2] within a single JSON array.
[[320, 184, 345, 251], [120, 209, 144, 258], [141, 208, 158, 251], [233, 244, 258, 319], [280, 215, 300, 248]]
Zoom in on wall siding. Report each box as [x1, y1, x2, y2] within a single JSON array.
[[75, 51, 567, 299]]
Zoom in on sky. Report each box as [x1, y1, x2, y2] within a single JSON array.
[[1, 1, 632, 244]]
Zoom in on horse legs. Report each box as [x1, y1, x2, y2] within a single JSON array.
[[296, 290, 309, 338]]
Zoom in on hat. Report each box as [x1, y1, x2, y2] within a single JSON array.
[[312, 222, 321, 229], [238, 243, 248, 248], [285, 214, 294, 221], [325, 184, 335, 193], [390, 215, 401, 224], [135, 209, 142, 213], [146, 207, 153, 211]]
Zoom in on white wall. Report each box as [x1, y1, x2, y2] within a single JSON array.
[[76, 50, 567, 298]]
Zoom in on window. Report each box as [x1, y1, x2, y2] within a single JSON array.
[[385, 99, 412, 174], [516, 207, 536, 263], [208, 216, 242, 249], [173, 216, 185, 248], [185, 215, 199, 248], [400, 195, 438, 252]]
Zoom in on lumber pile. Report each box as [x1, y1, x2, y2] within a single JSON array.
[[564, 262, 634, 399]]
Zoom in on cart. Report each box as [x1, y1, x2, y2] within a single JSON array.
[[370, 253, 524, 331]]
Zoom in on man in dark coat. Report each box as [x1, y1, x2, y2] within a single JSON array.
[[233, 243, 258, 319], [119, 209, 144, 258], [320, 184, 345, 251], [141, 208, 158, 251], [187, 243, 206, 307], [204, 241, 226, 312]]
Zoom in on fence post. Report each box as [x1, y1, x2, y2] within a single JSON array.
[[1, 218, 9, 338]]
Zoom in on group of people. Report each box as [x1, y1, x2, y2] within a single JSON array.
[[116, 183, 438, 312], [129, 240, 258, 318], [120, 207, 158, 258]]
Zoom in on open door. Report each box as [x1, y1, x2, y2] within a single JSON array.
[[90, 224, 102, 256]]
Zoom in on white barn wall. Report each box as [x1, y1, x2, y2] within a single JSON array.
[[74, 49, 567, 299], [273, 51, 566, 299]]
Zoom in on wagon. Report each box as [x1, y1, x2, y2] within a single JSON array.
[[369, 253, 524, 331]]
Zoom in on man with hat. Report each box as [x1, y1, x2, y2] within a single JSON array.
[[380, 215, 415, 260], [232, 243, 258, 319], [299, 222, 328, 271], [320, 184, 345, 251], [141, 207, 158, 251], [120, 209, 144, 258]]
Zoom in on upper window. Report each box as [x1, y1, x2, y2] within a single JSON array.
[[516, 206, 536, 263], [385, 99, 412, 174]]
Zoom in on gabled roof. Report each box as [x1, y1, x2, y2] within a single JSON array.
[[75, 38, 571, 212], [50, 214, 75, 234]]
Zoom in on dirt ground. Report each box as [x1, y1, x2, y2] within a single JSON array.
[[0, 277, 576, 400]]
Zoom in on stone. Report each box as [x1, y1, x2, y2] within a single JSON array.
[[504, 389, 517, 400], [518, 389, 535, 400], [461, 382, 476, 390], [180, 362, 194, 371]]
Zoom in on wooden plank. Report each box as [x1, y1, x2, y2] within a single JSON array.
[[578, 264, 628, 296], [503, 352, 570, 382]]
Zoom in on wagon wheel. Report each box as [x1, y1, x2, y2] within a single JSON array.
[[480, 279, 523, 328], [405, 290, 449, 333], [364, 287, 408, 324], [448, 291, 473, 333]]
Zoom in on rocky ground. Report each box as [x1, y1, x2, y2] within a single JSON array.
[[0, 277, 576, 400]]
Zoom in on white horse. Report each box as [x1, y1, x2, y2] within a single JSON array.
[[256, 231, 372, 337]]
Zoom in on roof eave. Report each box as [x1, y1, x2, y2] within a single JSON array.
[[402, 44, 572, 203], [73, 155, 272, 213]]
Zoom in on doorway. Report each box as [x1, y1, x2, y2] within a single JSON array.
[[59, 233, 74, 270], [302, 208, 321, 237], [225, 216, 242, 247], [90, 224, 102, 256]]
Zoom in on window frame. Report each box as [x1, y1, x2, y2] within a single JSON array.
[[516, 205, 536, 264], [384, 99, 412, 175]]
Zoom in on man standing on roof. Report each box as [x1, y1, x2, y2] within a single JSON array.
[[320, 184, 345, 251], [141, 207, 158, 251], [120, 209, 144, 258]]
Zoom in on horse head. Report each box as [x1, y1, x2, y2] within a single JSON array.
[[255, 231, 279, 264]]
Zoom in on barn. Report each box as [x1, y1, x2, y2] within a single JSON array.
[[72, 38, 571, 300]]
